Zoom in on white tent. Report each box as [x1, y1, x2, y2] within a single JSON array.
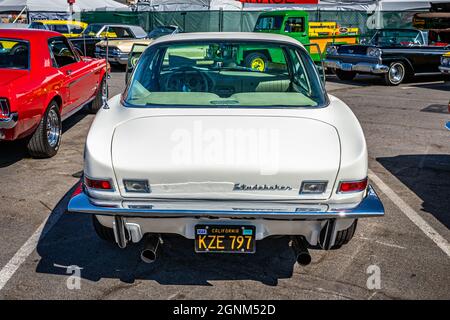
[[0, 0, 128, 12]]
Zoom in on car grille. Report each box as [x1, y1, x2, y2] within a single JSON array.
[[96, 46, 120, 58], [0, 98, 10, 117]]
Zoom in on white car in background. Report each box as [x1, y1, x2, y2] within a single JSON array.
[[68, 32, 384, 265]]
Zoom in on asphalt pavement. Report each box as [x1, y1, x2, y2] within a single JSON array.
[[0, 69, 449, 300]]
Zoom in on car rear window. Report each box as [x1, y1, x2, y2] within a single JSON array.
[[125, 40, 326, 108], [0, 39, 29, 69]]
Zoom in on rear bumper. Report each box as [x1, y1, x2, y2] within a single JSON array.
[[0, 112, 18, 135], [439, 65, 450, 74], [324, 58, 389, 74], [68, 185, 384, 220], [69, 185, 383, 245]]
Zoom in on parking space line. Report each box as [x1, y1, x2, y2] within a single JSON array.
[[368, 169, 450, 258], [0, 206, 64, 291]]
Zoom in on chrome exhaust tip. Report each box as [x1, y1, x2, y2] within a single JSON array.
[[291, 236, 312, 266], [140, 234, 161, 264]]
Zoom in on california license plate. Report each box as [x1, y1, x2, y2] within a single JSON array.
[[195, 225, 256, 253], [341, 63, 353, 71]]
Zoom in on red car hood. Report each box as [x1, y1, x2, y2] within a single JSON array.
[[0, 69, 28, 88]]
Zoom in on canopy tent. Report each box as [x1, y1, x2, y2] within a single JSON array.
[[0, 0, 128, 12]]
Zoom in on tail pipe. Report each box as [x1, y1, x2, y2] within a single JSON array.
[[140, 234, 162, 264], [291, 236, 312, 266]]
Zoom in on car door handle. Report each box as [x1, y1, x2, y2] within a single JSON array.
[[66, 70, 72, 75]]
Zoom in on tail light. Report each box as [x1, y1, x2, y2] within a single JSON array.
[[71, 181, 83, 197], [338, 177, 368, 193], [0, 98, 10, 118], [84, 176, 113, 191]]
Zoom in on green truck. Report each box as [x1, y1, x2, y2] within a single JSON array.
[[242, 10, 359, 70]]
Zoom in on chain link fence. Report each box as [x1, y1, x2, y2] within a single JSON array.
[[79, 10, 420, 37]]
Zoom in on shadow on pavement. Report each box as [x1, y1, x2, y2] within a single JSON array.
[[0, 109, 89, 168], [377, 154, 450, 229], [35, 185, 296, 286], [0, 139, 29, 168], [421, 104, 449, 114], [62, 109, 89, 134]]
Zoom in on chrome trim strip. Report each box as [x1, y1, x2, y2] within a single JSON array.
[[439, 66, 450, 73], [61, 96, 95, 121], [324, 59, 389, 74], [0, 112, 18, 129], [67, 185, 384, 219]]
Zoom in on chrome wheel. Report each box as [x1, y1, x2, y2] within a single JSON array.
[[46, 108, 61, 148], [388, 62, 405, 85]]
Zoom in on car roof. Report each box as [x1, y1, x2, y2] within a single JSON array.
[[152, 32, 303, 46], [35, 20, 87, 26], [259, 10, 307, 16], [151, 32, 304, 48], [375, 28, 420, 32], [89, 23, 141, 28], [0, 29, 61, 40]]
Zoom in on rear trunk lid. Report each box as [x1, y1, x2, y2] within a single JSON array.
[[111, 115, 340, 201]]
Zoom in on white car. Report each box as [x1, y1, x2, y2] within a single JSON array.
[[68, 32, 384, 265]]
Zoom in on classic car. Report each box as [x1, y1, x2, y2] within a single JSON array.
[[29, 20, 88, 38], [440, 52, 450, 75], [70, 23, 147, 58], [0, 29, 107, 158], [95, 25, 181, 65], [68, 33, 384, 265], [324, 28, 450, 85]]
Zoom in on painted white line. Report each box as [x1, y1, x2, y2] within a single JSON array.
[[368, 169, 450, 258], [0, 204, 64, 291], [356, 236, 406, 250]]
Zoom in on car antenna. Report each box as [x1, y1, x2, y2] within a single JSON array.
[[103, 26, 110, 110]]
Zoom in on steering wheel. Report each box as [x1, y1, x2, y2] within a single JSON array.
[[165, 66, 209, 92], [58, 47, 71, 57]]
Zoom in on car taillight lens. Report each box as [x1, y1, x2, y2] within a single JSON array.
[[84, 176, 113, 190], [0, 98, 10, 118], [71, 181, 83, 197], [338, 178, 368, 193]]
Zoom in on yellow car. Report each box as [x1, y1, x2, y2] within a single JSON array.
[[29, 20, 87, 38]]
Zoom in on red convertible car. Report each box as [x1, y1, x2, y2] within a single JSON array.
[[0, 29, 107, 158]]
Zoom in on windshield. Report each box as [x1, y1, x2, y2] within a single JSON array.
[[148, 26, 177, 39], [371, 29, 424, 46], [82, 24, 102, 36], [254, 16, 283, 31], [0, 39, 29, 69], [125, 41, 326, 108]]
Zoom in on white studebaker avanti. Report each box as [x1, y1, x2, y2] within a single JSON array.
[[68, 32, 384, 265]]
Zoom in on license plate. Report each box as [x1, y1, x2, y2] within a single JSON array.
[[341, 63, 353, 71], [195, 225, 256, 254]]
